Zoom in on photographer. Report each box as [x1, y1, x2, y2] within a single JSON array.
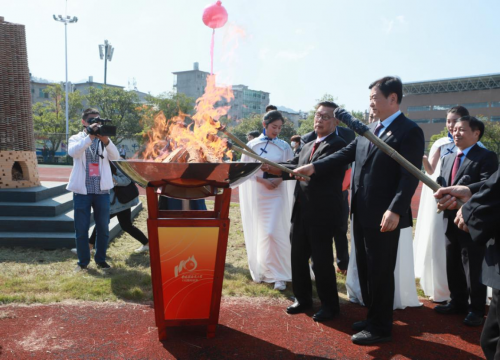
[[67, 108, 120, 272]]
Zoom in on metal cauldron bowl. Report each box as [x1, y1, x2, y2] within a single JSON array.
[[112, 160, 261, 199]]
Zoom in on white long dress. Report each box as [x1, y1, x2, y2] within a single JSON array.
[[413, 137, 456, 302], [239, 134, 295, 283]]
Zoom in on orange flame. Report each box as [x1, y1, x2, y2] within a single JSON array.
[[141, 74, 234, 162]]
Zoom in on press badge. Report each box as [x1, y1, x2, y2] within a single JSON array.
[[89, 163, 99, 177]]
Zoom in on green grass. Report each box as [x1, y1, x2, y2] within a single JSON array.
[[0, 196, 415, 305]]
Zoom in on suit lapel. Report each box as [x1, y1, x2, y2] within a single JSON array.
[[362, 116, 402, 165], [452, 144, 478, 185]]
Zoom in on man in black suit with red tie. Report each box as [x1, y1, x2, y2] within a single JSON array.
[[262, 101, 348, 322], [301, 124, 355, 274], [434, 116, 498, 326], [294, 77, 425, 345]]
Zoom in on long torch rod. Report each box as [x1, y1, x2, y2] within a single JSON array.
[[216, 125, 257, 155], [232, 145, 311, 181], [334, 109, 463, 211]]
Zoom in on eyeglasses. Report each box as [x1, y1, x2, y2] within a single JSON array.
[[314, 113, 334, 121]]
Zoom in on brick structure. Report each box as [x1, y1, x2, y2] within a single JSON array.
[[0, 16, 40, 188]]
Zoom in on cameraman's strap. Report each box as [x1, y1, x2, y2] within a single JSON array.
[[98, 140, 105, 159]]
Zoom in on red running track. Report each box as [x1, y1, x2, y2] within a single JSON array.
[[0, 299, 485, 359]]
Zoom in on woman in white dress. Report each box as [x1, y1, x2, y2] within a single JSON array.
[[346, 110, 421, 309], [413, 106, 469, 302], [239, 111, 295, 291]]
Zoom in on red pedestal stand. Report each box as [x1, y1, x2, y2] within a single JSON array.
[[146, 186, 232, 340]]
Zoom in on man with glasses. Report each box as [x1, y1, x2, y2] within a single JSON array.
[[67, 108, 120, 272], [294, 77, 425, 345], [301, 108, 355, 275], [263, 101, 349, 322]]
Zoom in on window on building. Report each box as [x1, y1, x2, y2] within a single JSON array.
[[432, 118, 446, 123], [31, 88, 34, 94], [38, 88, 44, 97], [413, 119, 431, 124], [491, 116, 500, 122], [432, 104, 458, 111], [462, 102, 488, 109], [491, 101, 500, 108], [408, 105, 431, 112]]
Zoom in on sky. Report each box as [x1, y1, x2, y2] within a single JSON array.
[[2, 0, 500, 114]]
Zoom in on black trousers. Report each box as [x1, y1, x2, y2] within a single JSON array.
[[482, 288, 500, 360], [353, 218, 399, 336], [445, 219, 486, 315], [333, 190, 350, 270], [290, 206, 340, 311], [90, 208, 148, 246]]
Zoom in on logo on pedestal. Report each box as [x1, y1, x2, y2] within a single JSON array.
[[174, 255, 198, 277]]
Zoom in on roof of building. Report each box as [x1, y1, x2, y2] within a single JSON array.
[[403, 73, 500, 95]]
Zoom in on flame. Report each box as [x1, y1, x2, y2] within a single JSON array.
[[141, 74, 234, 162]]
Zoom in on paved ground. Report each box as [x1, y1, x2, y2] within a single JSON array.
[[0, 298, 485, 360], [36, 165, 422, 215]]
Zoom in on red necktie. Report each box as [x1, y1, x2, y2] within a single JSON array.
[[451, 152, 464, 184], [309, 142, 320, 162], [369, 123, 384, 149]]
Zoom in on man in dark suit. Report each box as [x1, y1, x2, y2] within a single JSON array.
[[435, 116, 498, 326], [301, 125, 355, 274], [435, 168, 500, 359], [294, 77, 424, 345], [262, 101, 348, 322]]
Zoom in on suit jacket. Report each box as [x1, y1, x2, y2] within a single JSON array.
[[439, 144, 498, 220], [282, 132, 347, 226], [462, 169, 500, 289], [314, 113, 424, 229], [302, 127, 356, 145]]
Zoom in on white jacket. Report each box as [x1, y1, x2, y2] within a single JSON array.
[[66, 131, 120, 195]]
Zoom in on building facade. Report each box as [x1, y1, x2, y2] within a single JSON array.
[[401, 74, 500, 142]]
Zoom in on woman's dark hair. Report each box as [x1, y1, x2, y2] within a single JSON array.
[[456, 116, 485, 140], [447, 106, 469, 118], [290, 135, 301, 142], [369, 76, 403, 104], [265, 104, 278, 112], [247, 130, 260, 138], [263, 110, 285, 126]]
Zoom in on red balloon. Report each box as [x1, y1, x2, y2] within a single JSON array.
[[202, 1, 228, 29]]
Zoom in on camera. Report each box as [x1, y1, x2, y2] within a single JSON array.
[[86, 117, 117, 137]]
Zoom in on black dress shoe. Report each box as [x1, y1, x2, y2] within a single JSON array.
[[352, 320, 368, 332], [463, 312, 485, 327], [351, 330, 392, 345], [286, 301, 312, 314], [434, 302, 467, 315], [312, 307, 338, 322]]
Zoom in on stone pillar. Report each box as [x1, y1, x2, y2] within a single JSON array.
[[0, 16, 41, 188]]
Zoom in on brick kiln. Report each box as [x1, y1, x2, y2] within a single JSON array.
[[0, 16, 40, 188]]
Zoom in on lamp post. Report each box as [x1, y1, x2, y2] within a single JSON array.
[[53, 14, 77, 157], [99, 40, 114, 85]]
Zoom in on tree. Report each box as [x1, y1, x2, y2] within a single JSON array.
[[86, 87, 143, 145], [146, 92, 194, 120], [32, 84, 84, 155]]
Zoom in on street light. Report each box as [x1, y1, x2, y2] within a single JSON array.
[[53, 13, 77, 156], [99, 40, 114, 85]]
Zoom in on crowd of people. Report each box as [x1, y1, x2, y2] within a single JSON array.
[[240, 76, 500, 356], [66, 76, 500, 356]]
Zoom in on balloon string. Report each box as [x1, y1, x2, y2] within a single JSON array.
[[210, 29, 215, 75]]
